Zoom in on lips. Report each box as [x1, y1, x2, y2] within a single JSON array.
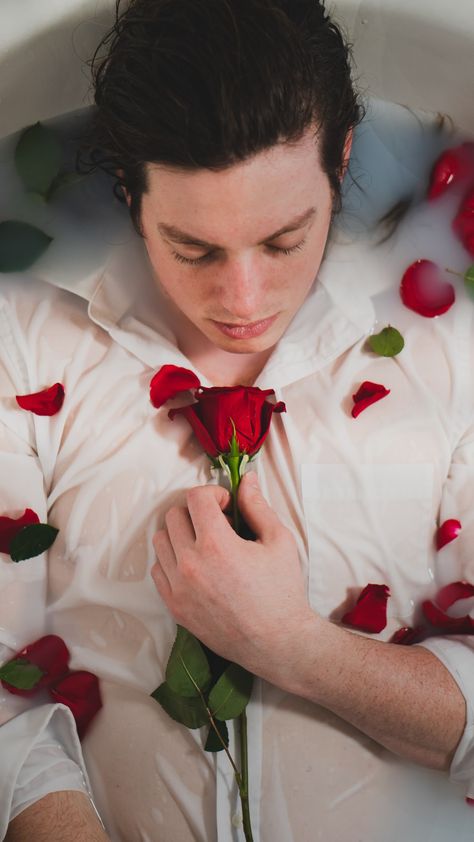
[[212, 314, 278, 339]]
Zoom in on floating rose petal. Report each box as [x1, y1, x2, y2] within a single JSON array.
[[150, 365, 201, 409], [50, 670, 102, 739], [422, 580, 474, 634], [453, 188, 474, 259], [351, 381, 390, 419], [16, 382, 65, 416], [342, 584, 390, 633], [1, 634, 70, 697], [0, 508, 40, 554], [465, 797, 474, 807], [436, 518, 462, 550], [400, 260, 455, 317], [391, 625, 427, 645], [428, 142, 474, 200]]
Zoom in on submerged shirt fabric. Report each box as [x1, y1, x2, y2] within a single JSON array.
[[1, 228, 474, 841]]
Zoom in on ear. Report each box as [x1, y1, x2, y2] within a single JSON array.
[[340, 129, 353, 180], [116, 168, 131, 207]]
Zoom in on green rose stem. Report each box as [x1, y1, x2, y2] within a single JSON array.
[[215, 423, 253, 841]]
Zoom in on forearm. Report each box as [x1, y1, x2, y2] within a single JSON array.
[[5, 791, 111, 842], [266, 615, 466, 771]]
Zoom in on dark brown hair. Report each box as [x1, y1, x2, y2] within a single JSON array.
[[78, 0, 363, 234]]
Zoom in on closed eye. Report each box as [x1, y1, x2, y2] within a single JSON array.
[[172, 238, 307, 266]]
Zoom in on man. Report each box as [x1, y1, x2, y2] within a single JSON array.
[[1, 1, 473, 840]]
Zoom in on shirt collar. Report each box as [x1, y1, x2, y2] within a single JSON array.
[[45, 224, 383, 390]]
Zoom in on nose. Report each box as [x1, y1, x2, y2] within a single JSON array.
[[218, 253, 266, 322]]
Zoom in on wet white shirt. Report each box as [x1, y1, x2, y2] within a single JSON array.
[[1, 209, 474, 842]]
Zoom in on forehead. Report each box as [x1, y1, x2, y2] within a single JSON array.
[[142, 129, 329, 242]]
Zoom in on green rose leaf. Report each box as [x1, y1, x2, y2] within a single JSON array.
[[0, 221, 53, 272], [15, 122, 62, 197], [0, 658, 44, 690], [151, 682, 209, 729], [368, 325, 404, 357], [208, 663, 253, 721], [166, 626, 212, 698], [464, 265, 474, 299], [10, 523, 59, 562], [204, 719, 229, 752]]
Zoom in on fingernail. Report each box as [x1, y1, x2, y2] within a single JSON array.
[[246, 472, 258, 486]]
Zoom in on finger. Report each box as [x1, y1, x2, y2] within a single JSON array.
[[150, 560, 172, 605], [153, 529, 177, 581], [185, 484, 234, 544], [164, 505, 196, 557], [237, 472, 284, 544]]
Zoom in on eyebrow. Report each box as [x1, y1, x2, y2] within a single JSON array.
[[157, 207, 317, 249]]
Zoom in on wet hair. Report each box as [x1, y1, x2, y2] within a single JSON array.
[[78, 0, 363, 235]]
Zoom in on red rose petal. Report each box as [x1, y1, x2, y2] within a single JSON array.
[[1, 634, 70, 697], [422, 581, 474, 634], [391, 625, 427, 645], [351, 381, 390, 418], [428, 143, 474, 201], [16, 383, 65, 416], [465, 797, 474, 806], [342, 583, 390, 633], [50, 670, 102, 739], [149, 365, 201, 409], [436, 581, 474, 612], [400, 260, 455, 318], [0, 508, 40, 554], [436, 518, 462, 550], [453, 188, 474, 259]]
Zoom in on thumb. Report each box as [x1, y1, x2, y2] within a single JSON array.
[[237, 472, 282, 543]]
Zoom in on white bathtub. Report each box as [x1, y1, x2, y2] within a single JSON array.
[[0, 0, 473, 140]]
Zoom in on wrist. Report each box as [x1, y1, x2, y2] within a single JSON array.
[[258, 609, 330, 698]]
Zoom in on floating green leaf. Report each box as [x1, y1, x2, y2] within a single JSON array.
[[204, 719, 229, 752], [48, 171, 86, 200], [166, 626, 211, 698], [464, 265, 474, 299], [368, 325, 404, 357], [0, 221, 52, 272], [208, 663, 253, 721], [15, 122, 62, 197], [10, 523, 59, 562], [0, 658, 44, 689], [151, 682, 209, 729]]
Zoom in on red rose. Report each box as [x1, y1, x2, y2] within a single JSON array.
[[341, 584, 390, 633], [50, 670, 102, 739], [169, 385, 286, 457], [16, 383, 65, 416], [0, 508, 40, 554], [0, 634, 70, 697], [400, 260, 455, 317]]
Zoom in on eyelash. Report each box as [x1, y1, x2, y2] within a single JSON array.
[[172, 239, 307, 266]]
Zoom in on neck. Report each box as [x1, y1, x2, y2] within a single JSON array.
[[162, 297, 274, 387]]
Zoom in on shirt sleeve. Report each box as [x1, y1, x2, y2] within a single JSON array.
[[416, 316, 474, 797], [0, 288, 99, 838]]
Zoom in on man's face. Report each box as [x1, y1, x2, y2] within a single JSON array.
[[139, 128, 334, 354]]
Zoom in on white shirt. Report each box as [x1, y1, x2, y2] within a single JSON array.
[[1, 103, 474, 841]]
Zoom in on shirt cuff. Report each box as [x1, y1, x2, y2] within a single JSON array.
[[417, 636, 474, 798], [0, 703, 103, 840]]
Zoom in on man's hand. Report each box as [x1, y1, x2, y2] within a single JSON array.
[[151, 471, 316, 677]]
